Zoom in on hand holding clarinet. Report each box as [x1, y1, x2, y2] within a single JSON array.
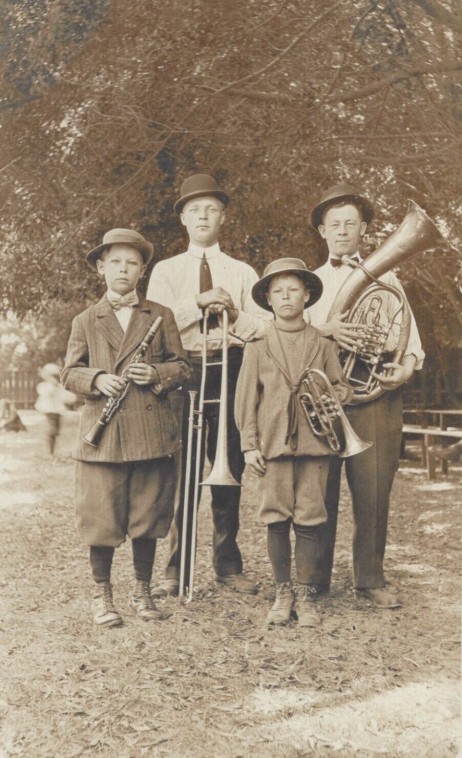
[[83, 316, 163, 447]]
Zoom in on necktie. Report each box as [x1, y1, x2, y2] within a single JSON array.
[[107, 291, 139, 310], [199, 252, 218, 331]]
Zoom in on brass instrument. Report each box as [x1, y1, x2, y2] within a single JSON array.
[[179, 309, 240, 601], [299, 368, 372, 458], [327, 200, 444, 404], [83, 316, 163, 447]]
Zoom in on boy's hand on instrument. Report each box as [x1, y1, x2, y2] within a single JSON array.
[[244, 449, 267, 477], [126, 362, 157, 385], [94, 373, 127, 397]]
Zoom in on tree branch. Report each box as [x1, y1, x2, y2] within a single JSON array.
[[201, 0, 346, 100]]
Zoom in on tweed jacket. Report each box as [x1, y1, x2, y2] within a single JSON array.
[[62, 295, 191, 463], [235, 323, 353, 460]]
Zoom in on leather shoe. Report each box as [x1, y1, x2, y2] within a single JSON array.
[[215, 573, 258, 595], [151, 579, 179, 599], [355, 587, 402, 608]]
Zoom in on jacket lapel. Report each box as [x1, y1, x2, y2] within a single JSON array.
[[114, 297, 156, 371], [95, 296, 124, 353], [264, 325, 292, 386], [299, 325, 322, 379]]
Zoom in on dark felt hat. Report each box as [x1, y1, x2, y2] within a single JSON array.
[[174, 174, 229, 215], [252, 258, 323, 311], [310, 183, 374, 229], [85, 228, 153, 270]]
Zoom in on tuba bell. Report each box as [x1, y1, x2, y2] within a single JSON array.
[[327, 200, 444, 404]]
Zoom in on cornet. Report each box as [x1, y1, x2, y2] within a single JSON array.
[[179, 309, 240, 602], [299, 368, 372, 458]]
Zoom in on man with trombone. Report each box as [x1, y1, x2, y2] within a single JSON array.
[[307, 183, 427, 608], [147, 174, 270, 598]]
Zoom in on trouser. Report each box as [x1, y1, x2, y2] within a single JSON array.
[[318, 390, 403, 590], [165, 349, 245, 585]]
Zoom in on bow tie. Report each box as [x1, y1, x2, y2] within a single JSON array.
[[329, 255, 361, 268], [107, 291, 139, 310]]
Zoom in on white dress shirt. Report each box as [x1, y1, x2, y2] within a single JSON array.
[[307, 256, 424, 368], [106, 289, 135, 332], [146, 243, 271, 352]]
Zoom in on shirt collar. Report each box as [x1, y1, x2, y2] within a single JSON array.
[[106, 288, 138, 300], [187, 242, 221, 260]]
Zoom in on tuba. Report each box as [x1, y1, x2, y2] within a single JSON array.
[[299, 368, 372, 458], [327, 200, 444, 404]]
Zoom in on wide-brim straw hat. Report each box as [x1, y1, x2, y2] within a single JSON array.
[[252, 258, 323, 311], [174, 174, 229, 215], [85, 228, 153, 270], [39, 363, 61, 381], [310, 183, 374, 229]]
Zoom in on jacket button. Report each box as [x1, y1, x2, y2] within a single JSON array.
[[146, 404, 152, 411]]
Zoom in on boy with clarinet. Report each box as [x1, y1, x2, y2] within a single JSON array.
[[62, 228, 191, 628]]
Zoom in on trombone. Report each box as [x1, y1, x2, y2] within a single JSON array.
[[179, 309, 240, 601]]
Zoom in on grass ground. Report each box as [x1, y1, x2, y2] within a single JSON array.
[[0, 410, 460, 757]]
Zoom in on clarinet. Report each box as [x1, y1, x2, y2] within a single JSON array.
[[83, 316, 163, 447]]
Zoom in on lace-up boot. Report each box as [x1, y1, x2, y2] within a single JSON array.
[[296, 584, 321, 627], [266, 582, 295, 626], [92, 581, 123, 628], [132, 580, 172, 621]]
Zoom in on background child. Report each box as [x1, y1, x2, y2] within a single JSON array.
[[235, 258, 352, 627], [61, 228, 191, 628], [35, 363, 76, 455]]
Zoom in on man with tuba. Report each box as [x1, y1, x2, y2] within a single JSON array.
[[307, 183, 425, 608], [146, 174, 271, 597]]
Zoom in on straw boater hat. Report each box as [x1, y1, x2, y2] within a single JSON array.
[[85, 228, 154, 270], [310, 183, 375, 229], [252, 258, 323, 312], [174, 174, 230, 215]]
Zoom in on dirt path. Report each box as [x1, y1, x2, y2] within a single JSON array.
[[0, 412, 460, 757]]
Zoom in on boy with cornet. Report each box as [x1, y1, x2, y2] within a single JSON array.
[[235, 258, 352, 627]]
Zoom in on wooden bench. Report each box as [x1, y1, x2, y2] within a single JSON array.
[[401, 424, 462, 479]]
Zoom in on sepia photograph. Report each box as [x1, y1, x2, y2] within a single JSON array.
[[0, 1, 461, 755]]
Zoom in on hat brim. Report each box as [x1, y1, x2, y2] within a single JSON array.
[[174, 190, 229, 215], [252, 270, 323, 312], [85, 240, 154, 270], [310, 194, 374, 229]]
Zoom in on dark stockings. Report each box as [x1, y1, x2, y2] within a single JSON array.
[[89, 538, 156, 584], [267, 518, 321, 584]]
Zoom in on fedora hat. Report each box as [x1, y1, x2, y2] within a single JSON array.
[[174, 174, 229, 215], [310, 183, 374, 229], [252, 258, 323, 312], [85, 228, 153, 270]]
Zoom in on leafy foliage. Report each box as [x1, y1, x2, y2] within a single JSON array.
[[0, 0, 461, 366]]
